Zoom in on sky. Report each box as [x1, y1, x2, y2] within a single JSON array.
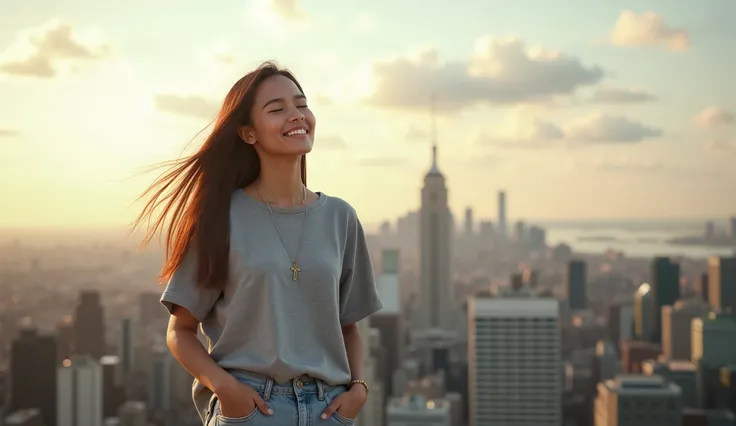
[[0, 0, 735, 230]]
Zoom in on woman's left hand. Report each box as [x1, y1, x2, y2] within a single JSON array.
[[321, 384, 367, 420]]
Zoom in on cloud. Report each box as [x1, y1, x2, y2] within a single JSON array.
[[481, 112, 662, 147], [566, 112, 663, 143], [0, 19, 109, 78], [0, 129, 20, 138], [590, 87, 657, 104], [693, 106, 735, 127], [365, 36, 603, 112], [153, 94, 220, 120], [707, 138, 736, 152], [595, 158, 717, 177], [317, 135, 347, 149], [269, 0, 307, 20], [608, 10, 689, 52]]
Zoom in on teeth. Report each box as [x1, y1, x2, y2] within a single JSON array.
[[286, 129, 307, 136]]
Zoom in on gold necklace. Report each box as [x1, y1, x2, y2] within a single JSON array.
[[256, 185, 308, 281]]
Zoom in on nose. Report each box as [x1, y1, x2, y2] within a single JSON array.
[[288, 106, 305, 122]]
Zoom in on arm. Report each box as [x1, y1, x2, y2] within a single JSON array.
[[166, 306, 272, 417], [166, 305, 234, 393], [342, 323, 365, 383]]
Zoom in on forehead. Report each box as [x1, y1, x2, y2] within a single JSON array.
[[255, 75, 303, 104]]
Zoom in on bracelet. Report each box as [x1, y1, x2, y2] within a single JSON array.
[[350, 379, 369, 395]]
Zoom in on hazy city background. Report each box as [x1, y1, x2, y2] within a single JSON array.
[[1, 1, 735, 426]]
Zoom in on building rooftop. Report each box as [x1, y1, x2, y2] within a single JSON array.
[[601, 374, 681, 395], [471, 296, 559, 317]]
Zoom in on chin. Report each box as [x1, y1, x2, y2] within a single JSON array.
[[279, 136, 313, 154]]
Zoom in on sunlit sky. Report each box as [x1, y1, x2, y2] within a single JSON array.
[[1, 0, 734, 230]]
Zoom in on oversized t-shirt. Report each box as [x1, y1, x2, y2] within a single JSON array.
[[159, 190, 383, 423]]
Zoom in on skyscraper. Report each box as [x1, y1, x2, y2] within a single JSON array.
[[417, 100, 453, 332], [568, 260, 587, 311], [11, 327, 57, 426], [58, 355, 103, 426], [469, 293, 562, 426], [497, 191, 507, 238], [74, 290, 106, 359], [708, 256, 736, 313], [651, 257, 681, 343]]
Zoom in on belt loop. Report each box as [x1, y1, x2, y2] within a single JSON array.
[[264, 377, 274, 401], [317, 379, 325, 401]]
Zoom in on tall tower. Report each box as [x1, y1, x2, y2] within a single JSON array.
[[74, 290, 106, 359], [498, 191, 507, 238], [418, 95, 454, 331]]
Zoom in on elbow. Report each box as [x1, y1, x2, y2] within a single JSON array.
[[341, 323, 359, 334]]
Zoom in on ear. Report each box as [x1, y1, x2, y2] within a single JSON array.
[[238, 126, 256, 145]]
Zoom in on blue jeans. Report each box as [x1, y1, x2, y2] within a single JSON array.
[[205, 370, 355, 426]]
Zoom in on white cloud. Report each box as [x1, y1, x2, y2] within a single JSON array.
[[269, 0, 307, 20], [609, 10, 689, 52], [0, 129, 20, 139], [566, 112, 663, 143], [693, 106, 735, 127], [0, 19, 109, 78], [590, 87, 657, 103], [363, 36, 603, 111], [248, 0, 311, 36], [480, 111, 663, 147], [153, 94, 220, 120]]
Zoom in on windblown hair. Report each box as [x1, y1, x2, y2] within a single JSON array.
[[133, 61, 307, 290]]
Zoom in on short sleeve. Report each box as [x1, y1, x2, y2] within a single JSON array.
[[339, 215, 383, 325], [159, 245, 221, 323]]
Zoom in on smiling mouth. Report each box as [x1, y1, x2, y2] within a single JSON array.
[[283, 128, 309, 137]]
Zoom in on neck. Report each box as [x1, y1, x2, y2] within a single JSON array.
[[256, 155, 305, 207]]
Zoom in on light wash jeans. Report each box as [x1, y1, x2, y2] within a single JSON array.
[[205, 370, 355, 426]]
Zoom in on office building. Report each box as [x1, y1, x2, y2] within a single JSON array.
[[74, 291, 106, 359], [661, 298, 711, 361], [594, 375, 682, 426], [651, 257, 681, 343], [469, 295, 562, 426], [708, 257, 736, 313], [568, 260, 587, 311], [58, 355, 103, 426], [11, 327, 57, 426], [370, 249, 403, 394], [634, 283, 656, 342]]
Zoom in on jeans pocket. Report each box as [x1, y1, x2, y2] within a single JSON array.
[[215, 399, 259, 424], [332, 410, 355, 425], [323, 386, 355, 426]]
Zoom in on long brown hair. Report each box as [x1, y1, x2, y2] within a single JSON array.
[[133, 61, 307, 290]]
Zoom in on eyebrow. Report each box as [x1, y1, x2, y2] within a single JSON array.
[[262, 94, 307, 110]]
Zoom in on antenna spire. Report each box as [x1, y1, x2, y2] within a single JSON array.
[[430, 93, 437, 169]]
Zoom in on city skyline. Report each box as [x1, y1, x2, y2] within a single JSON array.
[[1, 0, 735, 228]]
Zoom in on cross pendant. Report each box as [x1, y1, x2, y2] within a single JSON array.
[[290, 261, 301, 281]]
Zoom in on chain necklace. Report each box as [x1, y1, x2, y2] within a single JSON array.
[[256, 185, 308, 282]]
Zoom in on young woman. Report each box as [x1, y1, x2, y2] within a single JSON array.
[[134, 61, 383, 425]]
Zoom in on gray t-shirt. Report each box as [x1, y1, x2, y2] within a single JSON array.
[[159, 190, 383, 423]]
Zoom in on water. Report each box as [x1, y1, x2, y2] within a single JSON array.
[[543, 223, 735, 259]]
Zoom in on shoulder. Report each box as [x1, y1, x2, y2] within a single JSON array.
[[322, 193, 358, 218]]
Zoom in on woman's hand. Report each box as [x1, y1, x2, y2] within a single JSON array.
[[321, 384, 367, 420], [215, 376, 273, 418]]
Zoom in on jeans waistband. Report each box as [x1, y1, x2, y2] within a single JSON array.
[[227, 369, 327, 400]]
